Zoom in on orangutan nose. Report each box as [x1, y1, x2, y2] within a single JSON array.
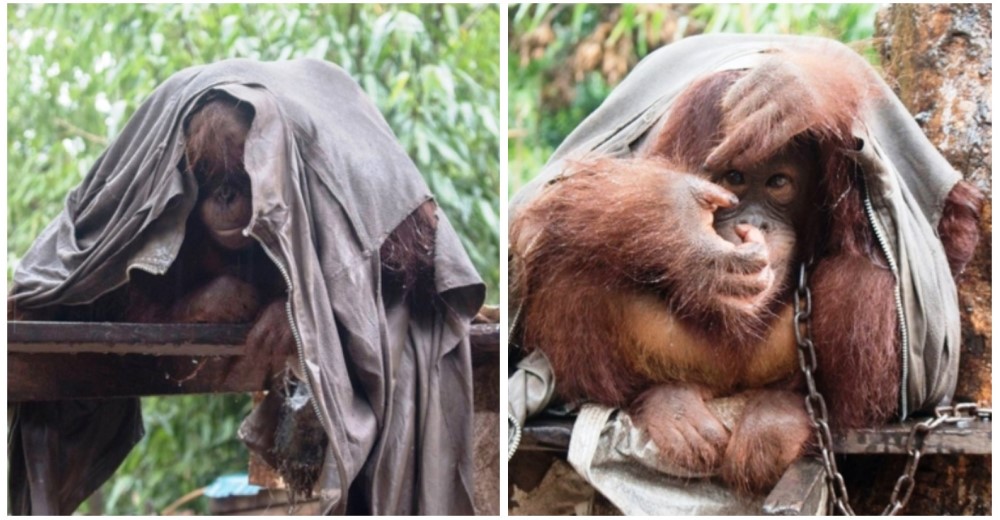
[[735, 223, 765, 245]]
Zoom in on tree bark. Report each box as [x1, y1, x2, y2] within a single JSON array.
[[845, 4, 992, 515]]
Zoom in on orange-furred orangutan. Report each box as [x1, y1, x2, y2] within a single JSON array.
[[511, 49, 983, 493]]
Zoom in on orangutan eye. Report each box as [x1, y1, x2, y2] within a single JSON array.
[[723, 171, 745, 186], [216, 183, 235, 203], [767, 174, 791, 189]]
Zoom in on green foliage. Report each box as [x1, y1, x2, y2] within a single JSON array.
[[509, 3, 881, 192], [97, 395, 253, 515], [8, 4, 498, 515]]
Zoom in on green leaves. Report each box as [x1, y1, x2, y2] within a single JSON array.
[[508, 4, 881, 193], [92, 395, 253, 514]]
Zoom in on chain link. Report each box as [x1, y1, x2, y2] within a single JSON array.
[[794, 262, 992, 516], [794, 261, 856, 515], [880, 403, 992, 515]]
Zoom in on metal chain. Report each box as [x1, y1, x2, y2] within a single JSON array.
[[794, 262, 992, 516], [881, 403, 992, 515], [793, 261, 856, 515]]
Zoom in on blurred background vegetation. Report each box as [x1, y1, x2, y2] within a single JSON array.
[[509, 3, 882, 192], [7, 3, 498, 514]]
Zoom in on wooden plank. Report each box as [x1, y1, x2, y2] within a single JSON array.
[[7, 322, 500, 401], [469, 323, 500, 353], [9, 321, 248, 356], [763, 458, 827, 515], [8, 321, 499, 356], [518, 418, 573, 452], [519, 418, 992, 455], [7, 350, 283, 401], [832, 421, 992, 455]]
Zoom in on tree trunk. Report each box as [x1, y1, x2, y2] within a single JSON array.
[[845, 4, 992, 515]]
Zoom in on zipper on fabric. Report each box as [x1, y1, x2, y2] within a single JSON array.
[[247, 228, 325, 425], [861, 180, 910, 420], [508, 412, 523, 461]]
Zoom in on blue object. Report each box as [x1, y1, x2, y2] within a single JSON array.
[[204, 473, 262, 499]]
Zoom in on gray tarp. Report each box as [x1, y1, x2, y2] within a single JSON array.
[[509, 34, 963, 513], [10, 58, 485, 515]]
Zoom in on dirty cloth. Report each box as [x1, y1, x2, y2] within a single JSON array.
[[509, 34, 963, 513], [568, 404, 767, 515], [10, 58, 484, 515], [507, 350, 556, 460]]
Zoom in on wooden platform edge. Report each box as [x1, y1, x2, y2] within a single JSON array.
[[518, 417, 992, 455], [762, 458, 827, 515], [8, 322, 500, 401]]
